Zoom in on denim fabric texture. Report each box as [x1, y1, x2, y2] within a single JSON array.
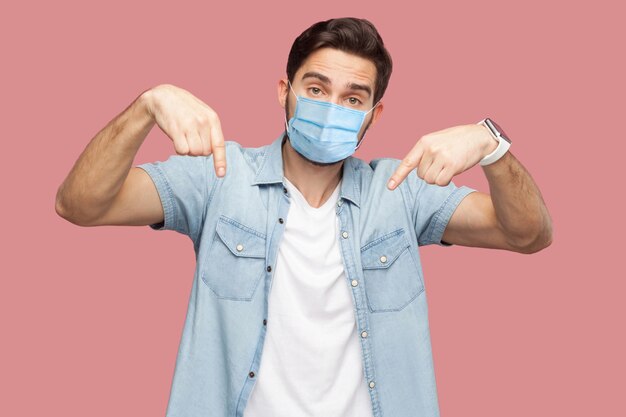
[[137, 132, 476, 417]]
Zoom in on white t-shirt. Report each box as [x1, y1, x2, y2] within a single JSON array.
[[243, 177, 374, 417]]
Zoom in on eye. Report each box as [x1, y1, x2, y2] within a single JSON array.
[[310, 87, 322, 95], [348, 97, 362, 105]]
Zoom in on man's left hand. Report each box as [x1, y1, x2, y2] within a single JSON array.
[[387, 124, 497, 190]]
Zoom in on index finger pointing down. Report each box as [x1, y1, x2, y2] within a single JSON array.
[[387, 144, 423, 190], [211, 124, 226, 177]]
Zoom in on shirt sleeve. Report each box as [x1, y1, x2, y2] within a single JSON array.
[[409, 174, 476, 246], [136, 154, 212, 242]]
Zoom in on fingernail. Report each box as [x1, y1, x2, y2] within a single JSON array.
[[387, 179, 396, 189], [217, 167, 225, 177]]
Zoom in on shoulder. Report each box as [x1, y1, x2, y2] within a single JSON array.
[[157, 140, 271, 175], [348, 155, 466, 208], [343, 156, 423, 214], [348, 156, 413, 192], [349, 156, 405, 176], [229, 140, 272, 171], [369, 157, 404, 173]]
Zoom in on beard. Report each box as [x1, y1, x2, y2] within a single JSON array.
[[284, 93, 373, 167]]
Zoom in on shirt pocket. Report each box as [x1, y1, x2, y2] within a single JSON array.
[[201, 216, 266, 301], [360, 228, 424, 312]]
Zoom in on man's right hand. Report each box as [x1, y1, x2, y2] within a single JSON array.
[[56, 83, 228, 227], [144, 84, 227, 177]]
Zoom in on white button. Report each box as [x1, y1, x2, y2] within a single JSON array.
[[361, 331, 368, 338], [380, 255, 387, 263], [351, 279, 358, 287], [337, 199, 343, 207], [236, 244, 244, 252], [369, 381, 375, 389], [341, 231, 349, 239]]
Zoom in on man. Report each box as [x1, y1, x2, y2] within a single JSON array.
[[56, 17, 552, 417]]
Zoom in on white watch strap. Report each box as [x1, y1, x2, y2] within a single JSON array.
[[477, 119, 511, 166]]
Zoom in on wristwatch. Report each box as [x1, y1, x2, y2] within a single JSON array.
[[477, 118, 512, 166]]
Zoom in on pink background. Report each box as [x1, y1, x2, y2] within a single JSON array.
[[2, 0, 624, 415]]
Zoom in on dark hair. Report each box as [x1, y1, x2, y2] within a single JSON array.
[[286, 17, 393, 104]]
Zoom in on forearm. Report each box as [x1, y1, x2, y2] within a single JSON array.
[[55, 90, 155, 224], [482, 151, 553, 252]]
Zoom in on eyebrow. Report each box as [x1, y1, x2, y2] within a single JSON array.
[[347, 82, 372, 98], [301, 71, 331, 85], [301, 71, 372, 98]]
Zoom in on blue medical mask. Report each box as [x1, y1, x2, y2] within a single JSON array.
[[285, 82, 379, 163]]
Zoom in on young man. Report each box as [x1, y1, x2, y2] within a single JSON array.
[[56, 17, 552, 417]]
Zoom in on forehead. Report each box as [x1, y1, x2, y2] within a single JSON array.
[[294, 47, 376, 89]]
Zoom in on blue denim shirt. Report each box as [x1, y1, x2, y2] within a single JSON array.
[[137, 133, 475, 417]]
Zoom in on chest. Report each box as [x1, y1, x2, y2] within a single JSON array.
[[197, 182, 426, 313]]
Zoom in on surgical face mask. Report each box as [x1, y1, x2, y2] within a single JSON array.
[[285, 81, 379, 164]]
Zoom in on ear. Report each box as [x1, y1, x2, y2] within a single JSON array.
[[278, 78, 289, 108], [369, 101, 384, 128]]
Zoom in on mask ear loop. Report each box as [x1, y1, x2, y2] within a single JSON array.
[[284, 80, 299, 132], [355, 135, 366, 150], [366, 100, 380, 115], [288, 80, 299, 100], [355, 101, 380, 150]]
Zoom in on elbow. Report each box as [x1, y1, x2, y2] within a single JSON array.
[[509, 220, 553, 254], [55, 189, 98, 227], [55, 189, 71, 221], [515, 233, 552, 254]]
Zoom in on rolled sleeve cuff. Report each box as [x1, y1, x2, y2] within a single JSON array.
[[136, 163, 177, 231], [426, 186, 476, 246]]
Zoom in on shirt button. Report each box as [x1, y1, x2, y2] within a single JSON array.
[[249, 371, 255, 378], [361, 331, 368, 338], [263, 319, 267, 326], [341, 231, 349, 239], [369, 381, 375, 389], [278, 218, 284, 224], [283, 187, 288, 194], [236, 244, 244, 252], [351, 279, 358, 287], [267, 266, 272, 272], [337, 199, 343, 207], [380, 255, 387, 263]]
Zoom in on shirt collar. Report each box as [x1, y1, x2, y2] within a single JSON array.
[[252, 132, 361, 207], [251, 133, 286, 186]]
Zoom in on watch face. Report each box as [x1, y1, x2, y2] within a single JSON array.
[[485, 118, 511, 144]]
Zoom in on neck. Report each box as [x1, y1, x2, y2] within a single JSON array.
[[282, 136, 343, 208]]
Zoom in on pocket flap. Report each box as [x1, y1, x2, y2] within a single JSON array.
[[361, 229, 410, 269], [215, 217, 266, 258]]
